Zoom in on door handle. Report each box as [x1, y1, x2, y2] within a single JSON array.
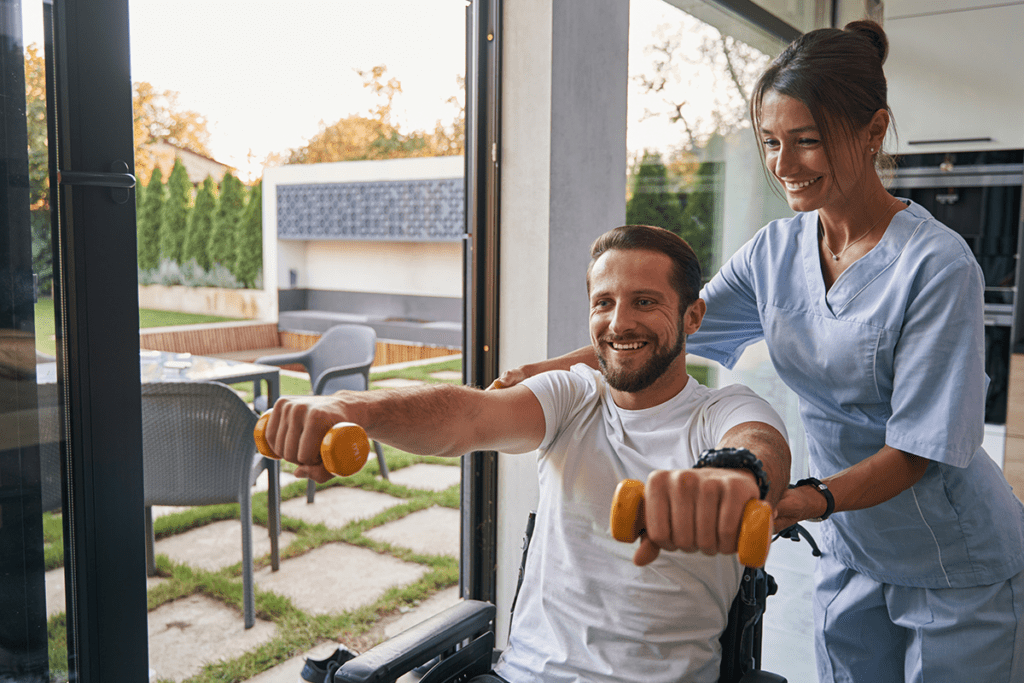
[[57, 160, 136, 204]]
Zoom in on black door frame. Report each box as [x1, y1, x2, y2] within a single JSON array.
[[47, 0, 148, 680], [461, 0, 501, 605]]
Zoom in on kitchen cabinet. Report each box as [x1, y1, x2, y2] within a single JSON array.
[[884, 2, 1024, 154]]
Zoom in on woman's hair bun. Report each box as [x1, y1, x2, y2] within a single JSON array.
[[844, 19, 888, 65]]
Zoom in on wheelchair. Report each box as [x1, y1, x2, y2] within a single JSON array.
[[332, 516, 819, 683]]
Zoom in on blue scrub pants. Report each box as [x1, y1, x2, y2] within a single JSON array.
[[813, 553, 1024, 682]]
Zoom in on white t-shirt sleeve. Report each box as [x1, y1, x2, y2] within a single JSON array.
[[698, 383, 789, 446], [521, 365, 600, 450]]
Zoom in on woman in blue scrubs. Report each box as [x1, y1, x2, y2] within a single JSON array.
[[497, 20, 1024, 682]]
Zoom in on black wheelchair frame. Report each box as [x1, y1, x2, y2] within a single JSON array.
[[334, 516, 820, 683]]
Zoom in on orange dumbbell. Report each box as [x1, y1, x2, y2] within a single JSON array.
[[609, 479, 773, 568], [253, 411, 371, 477]]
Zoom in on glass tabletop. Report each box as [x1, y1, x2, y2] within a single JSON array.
[[37, 349, 280, 385]]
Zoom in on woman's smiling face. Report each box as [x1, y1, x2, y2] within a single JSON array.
[[758, 89, 873, 214]]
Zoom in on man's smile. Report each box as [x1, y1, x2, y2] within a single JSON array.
[[606, 339, 649, 352]]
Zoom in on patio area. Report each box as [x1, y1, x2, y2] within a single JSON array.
[[42, 356, 467, 683]]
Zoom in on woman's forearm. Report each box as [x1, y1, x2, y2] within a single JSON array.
[[495, 345, 598, 388], [827, 445, 929, 511], [775, 445, 929, 528]]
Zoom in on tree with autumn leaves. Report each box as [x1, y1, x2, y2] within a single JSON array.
[[26, 46, 464, 290], [275, 65, 464, 165]]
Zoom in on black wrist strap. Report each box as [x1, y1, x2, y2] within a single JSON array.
[[694, 448, 770, 500], [792, 477, 835, 522]]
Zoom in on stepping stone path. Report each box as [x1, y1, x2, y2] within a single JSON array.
[[372, 378, 427, 388], [366, 506, 461, 557], [254, 543, 428, 616], [388, 463, 462, 492], [147, 594, 277, 682], [280, 486, 401, 528], [428, 371, 463, 381]]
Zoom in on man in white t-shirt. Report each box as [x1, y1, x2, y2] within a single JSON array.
[[264, 225, 791, 683]]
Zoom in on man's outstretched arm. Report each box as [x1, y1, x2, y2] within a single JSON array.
[[263, 383, 546, 482]]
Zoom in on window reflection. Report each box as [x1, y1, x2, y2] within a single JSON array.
[[627, 0, 808, 476]]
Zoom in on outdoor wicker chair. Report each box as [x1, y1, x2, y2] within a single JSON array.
[[255, 323, 389, 501], [141, 381, 277, 629]]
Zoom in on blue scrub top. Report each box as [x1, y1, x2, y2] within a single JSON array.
[[689, 200, 1024, 588]]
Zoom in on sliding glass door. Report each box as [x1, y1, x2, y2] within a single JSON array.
[[1, 0, 145, 681]]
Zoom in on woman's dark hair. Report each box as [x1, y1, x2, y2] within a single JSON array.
[[587, 225, 702, 309], [751, 20, 896, 178]]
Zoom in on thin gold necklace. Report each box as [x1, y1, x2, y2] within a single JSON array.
[[820, 198, 899, 262]]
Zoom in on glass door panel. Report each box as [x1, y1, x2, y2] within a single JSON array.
[[627, 2, 813, 680], [127, 2, 466, 680], [3, 1, 67, 680]]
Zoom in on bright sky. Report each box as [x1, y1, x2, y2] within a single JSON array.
[[24, 0, 468, 181], [21, 0, 759, 180]]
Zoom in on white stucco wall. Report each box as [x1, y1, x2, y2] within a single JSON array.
[[494, 0, 628, 646], [298, 240, 462, 297], [262, 156, 465, 311]]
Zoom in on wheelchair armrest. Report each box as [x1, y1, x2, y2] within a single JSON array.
[[335, 600, 496, 683], [313, 362, 372, 395]]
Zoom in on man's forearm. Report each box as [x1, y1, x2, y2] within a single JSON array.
[[717, 423, 791, 507], [337, 383, 485, 458]]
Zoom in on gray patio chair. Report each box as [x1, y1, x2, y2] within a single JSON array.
[[141, 381, 278, 629], [255, 324, 389, 502]]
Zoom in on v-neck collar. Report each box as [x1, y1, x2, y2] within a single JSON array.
[[801, 199, 917, 317]]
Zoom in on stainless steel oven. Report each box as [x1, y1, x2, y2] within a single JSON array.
[[885, 150, 1024, 426]]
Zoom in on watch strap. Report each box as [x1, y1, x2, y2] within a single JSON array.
[[793, 477, 835, 522], [694, 448, 770, 500]]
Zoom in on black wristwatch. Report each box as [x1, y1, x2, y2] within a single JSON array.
[[694, 448, 770, 500], [792, 477, 835, 522]]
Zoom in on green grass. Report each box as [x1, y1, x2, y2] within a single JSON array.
[[44, 449, 461, 683], [33, 299, 241, 356], [230, 357, 464, 404], [369, 357, 462, 385], [138, 309, 240, 327]]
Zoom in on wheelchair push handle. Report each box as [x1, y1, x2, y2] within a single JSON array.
[[609, 479, 773, 568], [253, 410, 371, 477]]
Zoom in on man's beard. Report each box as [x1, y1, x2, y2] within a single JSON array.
[[596, 318, 686, 393]]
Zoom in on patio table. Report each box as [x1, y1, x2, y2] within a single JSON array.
[[37, 350, 284, 571]]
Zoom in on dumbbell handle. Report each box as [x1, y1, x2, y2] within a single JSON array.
[[609, 479, 772, 568], [253, 411, 371, 477]]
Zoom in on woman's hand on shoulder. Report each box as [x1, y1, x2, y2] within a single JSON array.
[[487, 365, 533, 390], [487, 346, 600, 390]]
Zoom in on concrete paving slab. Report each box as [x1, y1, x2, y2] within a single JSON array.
[[387, 464, 461, 492], [244, 588, 462, 683], [254, 543, 428, 616], [280, 486, 401, 528], [427, 371, 462, 381], [245, 640, 342, 683], [254, 467, 302, 493], [365, 506, 460, 558], [148, 594, 277, 682], [45, 568, 168, 618], [372, 378, 426, 388], [154, 520, 296, 572], [151, 505, 193, 520], [381, 586, 462, 639], [45, 568, 65, 618]]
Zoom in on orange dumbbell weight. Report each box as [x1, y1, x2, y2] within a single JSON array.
[[253, 411, 371, 477], [609, 479, 773, 568]]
